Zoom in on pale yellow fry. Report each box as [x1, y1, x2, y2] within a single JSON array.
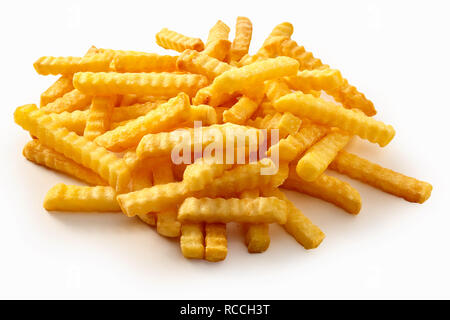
[[40, 89, 91, 114], [40, 75, 74, 107], [178, 197, 288, 224], [329, 151, 432, 203], [296, 129, 351, 182], [155, 28, 204, 52], [131, 165, 156, 226], [265, 79, 291, 105], [33, 52, 115, 75], [230, 17, 253, 62], [73, 72, 208, 97], [275, 92, 395, 147], [94, 93, 191, 152], [256, 22, 294, 58], [283, 166, 362, 215], [222, 97, 258, 124], [84, 96, 118, 140], [240, 189, 270, 253], [247, 112, 302, 139], [183, 158, 231, 191], [112, 52, 178, 73], [211, 57, 299, 95], [112, 101, 164, 122], [188, 104, 218, 126], [180, 222, 204, 259], [285, 69, 344, 92], [262, 187, 325, 249], [176, 49, 232, 80], [117, 159, 280, 216], [205, 223, 227, 262], [44, 184, 121, 212], [14, 104, 131, 193], [23, 139, 106, 186]]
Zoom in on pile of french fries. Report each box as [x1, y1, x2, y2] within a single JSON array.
[[14, 17, 432, 262]]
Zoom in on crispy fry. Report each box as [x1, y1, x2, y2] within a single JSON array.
[[40, 75, 74, 107], [73, 72, 208, 97], [183, 158, 231, 191], [283, 166, 361, 215], [40, 89, 91, 114], [84, 96, 118, 140], [178, 197, 288, 224], [296, 129, 351, 181], [180, 222, 204, 259], [188, 104, 218, 125], [329, 151, 432, 203], [112, 101, 164, 122], [14, 104, 131, 193], [203, 20, 231, 61], [33, 52, 115, 75], [176, 49, 232, 80], [230, 17, 253, 62], [155, 28, 204, 52], [204, 223, 227, 262], [94, 93, 191, 152], [130, 164, 156, 226], [23, 139, 106, 186], [44, 184, 121, 212], [112, 52, 177, 73], [222, 97, 258, 124], [247, 112, 301, 139], [262, 187, 325, 249], [285, 69, 344, 92], [240, 189, 270, 253], [49, 110, 88, 135], [264, 79, 291, 104], [257, 22, 294, 58], [275, 92, 395, 147]]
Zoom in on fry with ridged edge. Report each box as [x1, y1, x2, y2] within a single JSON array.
[[285, 69, 344, 92], [40, 89, 91, 114], [94, 93, 191, 152], [283, 166, 361, 215], [180, 222, 204, 259], [204, 223, 227, 262], [265, 79, 291, 105], [203, 20, 231, 61], [44, 184, 121, 212], [14, 104, 131, 193], [49, 110, 88, 135], [256, 22, 294, 59], [23, 139, 107, 186], [131, 164, 156, 226], [296, 129, 351, 182], [84, 96, 118, 140], [40, 75, 74, 107], [230, 17, 253, 63], [262, 187, 325, 249], [222, 96, 258, 124], [33, 52, 115, 75], [176, 49, 232, 80], [183, 158, 231, 191], [241, 189, 270, 253], [153, 163, 181, 237], [112, 52, 177, 73], [73, 72, 208, 97], [112, 100, 164, 122], [329, 151, 432, 203], [275, 92, 395, 147], [155, 28, 204, 52]]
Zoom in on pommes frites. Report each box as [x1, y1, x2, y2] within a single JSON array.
[[14, 17, 432, 262]]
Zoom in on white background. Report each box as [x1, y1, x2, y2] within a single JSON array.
[[0, 0, 449, 299]]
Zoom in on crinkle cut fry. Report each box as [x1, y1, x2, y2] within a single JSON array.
[[296, 129, 351, 182], [261, 187, 325, 249], [84, 96, 118, 140], [176, 49, 232, 81], [153, 163, 181, 238], [94, 93, 191, 152], [40, 75, 74, 107], [44, 184, 121, 212], [23, 139, 107, 186], [178, 197, 288, 224], [204, 223, 227, 262], [240, 189, 270, 253], [256, 22, 294, 58], [131, 163, 156, 226], [222, 96, 258, 124], [274, 92, 395, 147], [329, 151, 432, 203], [14, 104, 131, 193], [180, 222, 205, 259], [183, 158, 231, 192], [283, 166, 362, 215], [112, 52, 178, 73], [285, 69, 344, 92], [73, 72, 208, 97], [40, 89, 91, 114], [203, 20, 231, 61], [49, 110, 88, 135], [230, 17, 253, 63], [117, 159, 279, 217], [155, 28, 204, 52]]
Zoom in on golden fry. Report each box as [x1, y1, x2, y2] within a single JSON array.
[[230, 17, 253, 62], [205, 223, 227, 262], [155, 28, 204, 52], [112, 52, 177, 73], [40, 75, 74, 107], [180, 222, 204, 259], [40, 89, 91, 114], [84, 96, 118, 140]]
